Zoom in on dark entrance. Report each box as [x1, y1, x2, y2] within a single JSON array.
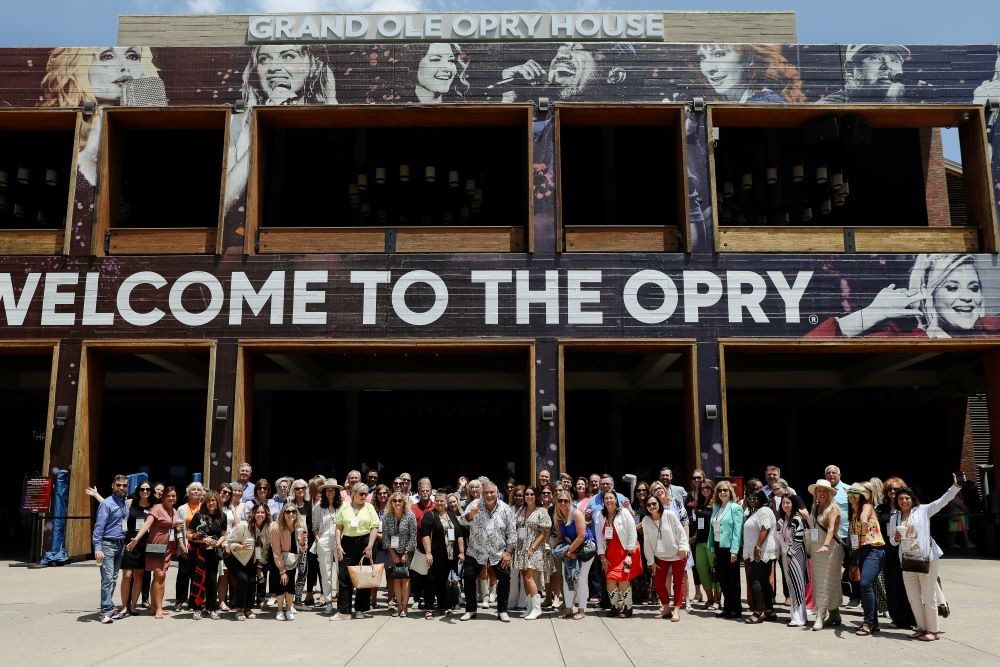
[[247, 346, 532, 488]]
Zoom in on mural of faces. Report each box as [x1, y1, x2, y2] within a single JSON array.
[[89, 47, 145, 103], [242, 44, 337, 106], [933, 263, 983, 331], [548, 42, 598, 98], [697, 43, 748, 101], [415, 43, 459, 101], [850, 50, 904, 92]]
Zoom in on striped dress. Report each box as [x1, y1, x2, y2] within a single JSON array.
[[782, 514, 808, 619]]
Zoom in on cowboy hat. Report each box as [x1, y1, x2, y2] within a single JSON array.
[[321, 478, 343, 492], [808, 479, 834, 496], [848, 482, 872, 500]]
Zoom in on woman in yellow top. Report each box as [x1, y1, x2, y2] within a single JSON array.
[[848, 482, 886, 636], [332, 483, 381, 621]]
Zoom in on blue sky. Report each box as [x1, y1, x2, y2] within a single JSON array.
[[3, 1, 997, 158]]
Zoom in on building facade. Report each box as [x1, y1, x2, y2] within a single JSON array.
[[1, 11, 999, 557]]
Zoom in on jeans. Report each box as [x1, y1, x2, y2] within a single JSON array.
[[858, 546, 886, 626], [98, 539, 125, 616]]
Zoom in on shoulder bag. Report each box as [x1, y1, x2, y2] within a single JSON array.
[[348, 555, 385, 589]]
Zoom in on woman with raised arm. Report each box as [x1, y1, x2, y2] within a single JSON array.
[[808, 479, 844, 631]]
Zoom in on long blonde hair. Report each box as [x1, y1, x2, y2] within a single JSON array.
[[39, 47, 160, 108]]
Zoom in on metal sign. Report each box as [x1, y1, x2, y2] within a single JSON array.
[[21, 476, 53, 513]]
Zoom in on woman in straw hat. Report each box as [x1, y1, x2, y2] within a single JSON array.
[[312, 478, 343, 614], [848, 482, 886, 636], [808, 479, 844, 631]]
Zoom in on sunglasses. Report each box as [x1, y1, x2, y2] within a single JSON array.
[[391, 500, 405, 504], [718, 489, 730, 494], [221, 490, 231, 495], [138, 487, 151, 492], [636, 489, 648, 493], [284, 510, 297, 515], [557, 499, 570, 504], [258, 487, 270, 492], [692, 476, 704, 480], [646, 502, 658, 508], [114, 483, 128, 488], [293, 486, 306, 491]]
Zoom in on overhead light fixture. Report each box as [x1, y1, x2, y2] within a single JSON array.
[[449, 170, 459, 188], [375, 167, 386, 185], [792, 163, 804, 183], [815, 165, 828, 185], [766, 167, 778, 185], [16, 166, 29, 185], [465, 178, 475, 195], [741, 172, 752, 191], [357, 173, 368, 192], [399, 164, 410, 182], [831, 170, 844, 191], [45, 169, 58, 187], [801, 207, 813, 222], [425, 165, 435, 183], [722, 182, 734, 199]]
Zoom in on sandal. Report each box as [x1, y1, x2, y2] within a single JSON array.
[[572, 611, 586, 620], [856, 624, 874, 636], [390, 609, 400, 618], [246, 612, 256, 619], [745, 614, 763, 624], [908, 630, 926, 639], [424, 611, 435, 620], [918, 633, 940, 642], [671, 612, 681, 622], [236, 613, 247, 622], [763, 612, 779, 622], [559, 610, 574, 619]]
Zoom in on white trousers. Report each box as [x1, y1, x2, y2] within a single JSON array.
[[315, 533, 339, 599], [562, 559, 594, 610], [902, 558, 941, 634]]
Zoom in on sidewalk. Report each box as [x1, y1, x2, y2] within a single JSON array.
[[2, 558, 999, 666]]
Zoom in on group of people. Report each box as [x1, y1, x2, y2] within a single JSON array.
[[89, 461, 969, 640]]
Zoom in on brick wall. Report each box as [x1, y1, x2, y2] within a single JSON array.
[[921, 127, 952, 227]]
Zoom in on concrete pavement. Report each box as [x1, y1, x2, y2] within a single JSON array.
[[2, 557, 999, 666]]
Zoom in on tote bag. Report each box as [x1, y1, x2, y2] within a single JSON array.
[[348, 556, 385, 589]]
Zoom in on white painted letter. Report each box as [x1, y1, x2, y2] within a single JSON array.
[[41, 273, 77, 326], [292, 271, 328, 325], [726, 271, 769, 324], [551, 14, 572, 37], [516, 270, 559, 324], [117, 272, 165, 327], [249, 16, 273, 39], [169, 271, 224, 327], [229, 271, 285, 325], [83, 272, 113, 325], [567, 270, 603, 324], [623, 270, 678, 324], [392, 270, 448, 326], [682, 271, 723, 323], [471, 270, 512, 325], [768, 270, 813, 323], [351, 271, 391, 325], [0, 273, 41, 326]]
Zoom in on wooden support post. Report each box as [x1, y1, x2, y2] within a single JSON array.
[[67, 345, 104, 558], [982, 350, 1000, 508], [701, 341, 725, 478], [535, 338, 559, 479], [206, 341, 238, 488]]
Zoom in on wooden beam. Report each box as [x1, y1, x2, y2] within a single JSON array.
[[264, 353, 330, 389], [135, 353, 208, 383]]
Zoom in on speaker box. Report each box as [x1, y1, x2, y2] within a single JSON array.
[[803, 115, 840, 144]]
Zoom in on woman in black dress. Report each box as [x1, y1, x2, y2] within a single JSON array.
[[187, 490, 228, 620], [878, 477, 916, 629], [420, 491, 466, 617], [114, 482, 155, 618]]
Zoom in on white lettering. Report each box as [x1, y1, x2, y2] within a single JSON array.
[[82, 273, 113, 326], [500, 15, 521, 38], [275, 16, 293, 39], [683, 271, 723, 323], [452, 15, 476, 37], [479, 14, 499, 37], [117, 272, 165, 327], [521, 14, 542, 36], [726, 271, 769, 324], [298, 16, 320, 39], [567, 270, 603, 324], [292, 271, 328, 325], [391, 270, 448, 326], [576, 15, 600, 37], [350, 271, 391, 325], [229, 272, 284, 325], [551, 14, 572, 37], [625, 14, 645, 38], [425, 15, 443, 37], [169, 271, 224, 327], [0, 273, 41, 326], [623, 270, 678, 324], [320, 15, 343, 39], [346, 16, 368, 38], [471, 270, 512, 325], [41, 273, 77, 326], [404, 14, 422, 38], [249, 16, 273, 40], [377, 15, 402, 38], [602, 14, 624, 37], [768, 271, 813, 323], [646, 14, 664, 38], [516, 270, 559, 324]]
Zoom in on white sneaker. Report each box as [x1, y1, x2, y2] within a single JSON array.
[[459, 612, 476, 621], [286, 610, 296, 621], [275, 611, 286, 621], [479, 598, 490, 609], [324, 603, 333, 614], [330, 612, 347, 621], [266, 597, 276, 608], [498, 612, 511, 622], [192, 611, 202, 620], [209, 611, 220, 620]]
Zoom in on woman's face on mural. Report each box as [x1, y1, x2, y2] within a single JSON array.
[[255, 46, 310, 102], [697, 44, 747, 99], [417, 43, 457, 95], [548, 43, 596, 96], [89, 47, 143, 102], [934, 264, 982, 330]]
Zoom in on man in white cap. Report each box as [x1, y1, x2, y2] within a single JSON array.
[[819, 44, 909, 103]]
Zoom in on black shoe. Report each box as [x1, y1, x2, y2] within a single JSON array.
[[938, 603, 950, 618], [845, 599, 861, 609]]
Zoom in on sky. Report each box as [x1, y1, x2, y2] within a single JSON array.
[[3, 0, 998, 158]]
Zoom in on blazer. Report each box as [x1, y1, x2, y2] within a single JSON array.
[[641, 512, 689, 565], [889, 484, 960, 562], [707, 502, 744, 553], [594, 509, 638, 555]]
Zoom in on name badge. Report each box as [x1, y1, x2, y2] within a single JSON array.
[[486, 520, 495, 532], [254, 546, 262, 561], [378, 520, 383, 532], [447, 528, 455, 542], [390, 536, 400, 549], [656, 539, 666, 553], [697, 517, 705, 530], [518, 527, 527, 541], [168, 529, 176, 542], [350, 517, 360, 529], [850, 534, 860, 550], [121, 518, 129, 533], [810, 528, 819, 543], [604, 526, 613, 540]]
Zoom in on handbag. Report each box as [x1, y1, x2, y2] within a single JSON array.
[[901, 553, 930, 574], [145, 543, 168, 556], [389, 561, 410, 579], [577, 539, 597, 562], [348, 555, 385, 589], [283, 551, 298, 569]]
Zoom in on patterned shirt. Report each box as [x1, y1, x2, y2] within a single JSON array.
[[381, 511, 417, 554], [464, 499, 516, 566]]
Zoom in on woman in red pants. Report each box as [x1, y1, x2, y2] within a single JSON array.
[[641, 495, 690, 621]]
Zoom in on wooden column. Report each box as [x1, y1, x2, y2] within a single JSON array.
[[205, 340, 238, 488], [534, 338, 559, 479], [982, 350, 1000, 508], [700, 341, 725, 478], [66, 345, 104, 558]]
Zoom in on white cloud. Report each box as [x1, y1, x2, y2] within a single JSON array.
[[186, 0, 228, 12], [254, 0, 425, 12]]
